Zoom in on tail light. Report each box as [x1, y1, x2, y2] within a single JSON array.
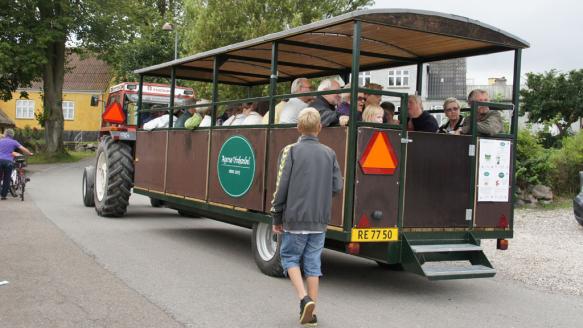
[[497, 238, 508, 250], [346, 242, 360, 255]]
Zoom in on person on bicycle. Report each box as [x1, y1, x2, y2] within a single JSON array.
[[0, 129, 33, 200]]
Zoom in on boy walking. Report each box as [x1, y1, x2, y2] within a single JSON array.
[[271, 107, 343, 326]]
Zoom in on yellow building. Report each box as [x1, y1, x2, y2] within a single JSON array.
[[0, 53, 111, 140]]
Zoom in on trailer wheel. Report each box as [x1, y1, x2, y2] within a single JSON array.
[[252, 222, 284, 277], [94, 136, 134, 217], [150, 197, 164, 208], [82, 166, 95, 207]]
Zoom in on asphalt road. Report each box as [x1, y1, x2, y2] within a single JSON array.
[[1, 158, 582, 328]]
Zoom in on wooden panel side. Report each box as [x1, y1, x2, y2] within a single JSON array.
[[134, 131, 167, 192], [165, 130, 210, 199]]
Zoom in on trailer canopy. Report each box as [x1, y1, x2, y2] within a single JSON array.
[[135, 9, 529, 86]]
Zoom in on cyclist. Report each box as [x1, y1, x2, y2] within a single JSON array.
[[0, 129, 33, 200]]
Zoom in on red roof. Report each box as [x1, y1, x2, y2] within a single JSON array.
[[29, 52, 111, 92]]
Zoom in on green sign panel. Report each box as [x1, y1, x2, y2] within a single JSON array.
[[217, 135, 256, 198]]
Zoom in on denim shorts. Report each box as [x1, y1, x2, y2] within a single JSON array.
[[280, 232, 326, 277]]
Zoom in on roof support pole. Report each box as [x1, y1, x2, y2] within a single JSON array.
[[415, 63, 423, 97], [268, 42, 279, 125], [343, 20, 362, 232], [169, 66, 176, 128], [510, 49, 522, 229], [211, 57, 221, 127], [137, 74, 144, 126]]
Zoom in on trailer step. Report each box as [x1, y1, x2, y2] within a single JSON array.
[[401, 233, 496, 280], [421, 263, 496, 280], [411, 243, 483, 253]]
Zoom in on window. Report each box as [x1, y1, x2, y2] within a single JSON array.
[[62, 101, 75, 120], [15, 100, 35, 119], [359, 71, 371, 86], [388, 70, 409, 87]]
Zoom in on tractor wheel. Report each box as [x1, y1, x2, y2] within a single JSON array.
[[82, 166, 95, 207], [252, 222, 284, 277], [94, 136, 134, 217]]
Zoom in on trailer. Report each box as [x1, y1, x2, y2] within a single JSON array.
[[83, 9, 529, 280]]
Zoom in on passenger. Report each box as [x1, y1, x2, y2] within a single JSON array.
[[220, 104, 241, 126], [362, 105, 384, 123], [364, 83, 383, 107], [380, 101, 399, 125], [262, 99, 287, 124], [337, 87, 366, 120], [407, 95, 438, 132], [174, 101, 197, 128], [460, 89, 503, 136], [279, 78, 313, 124], [311, 79, 348, 127], [438, 97, 465, 134], [271, 107, 343, 327], [143, 105, 177, 130], [222, 103, 246, 126], [242, 100, 269, 125], [196, 99, 212, 127]]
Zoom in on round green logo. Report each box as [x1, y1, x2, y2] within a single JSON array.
[[217, 135, 256, 198]]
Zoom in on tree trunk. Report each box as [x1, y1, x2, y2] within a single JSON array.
[[42, 39, 66, 155], [37, 1, 67, 155]]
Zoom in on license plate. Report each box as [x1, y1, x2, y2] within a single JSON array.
[[351, 228, 398, 242]]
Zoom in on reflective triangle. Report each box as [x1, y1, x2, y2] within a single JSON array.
[[102, 102, 125, 124], [359, 131, 398, 175]]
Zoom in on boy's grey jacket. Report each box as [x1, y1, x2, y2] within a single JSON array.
[[271, 135, 343, 232]]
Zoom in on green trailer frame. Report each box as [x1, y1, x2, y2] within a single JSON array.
[[126, 9, 528, 280]]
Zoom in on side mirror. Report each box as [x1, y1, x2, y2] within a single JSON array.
[[90, 95, 99, 107]]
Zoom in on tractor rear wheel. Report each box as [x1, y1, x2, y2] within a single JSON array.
[[94, 137, 134, 217]]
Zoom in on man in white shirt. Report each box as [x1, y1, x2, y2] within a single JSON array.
[[143, 105, 177, 130], [279, 78, 313, 124]]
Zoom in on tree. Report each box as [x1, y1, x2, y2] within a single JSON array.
[[520, 69, 583, 137], [0, 0, 138, 154], [181, 0, 373, 99]]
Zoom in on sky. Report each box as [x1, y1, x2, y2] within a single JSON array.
[[372, 0, 583, 84]]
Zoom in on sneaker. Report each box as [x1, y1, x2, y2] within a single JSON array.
[[299, 296, 315, 325], [303, 314, 318, 327]]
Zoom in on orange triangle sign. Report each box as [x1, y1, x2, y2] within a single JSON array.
[[102, 102, 125, 124], [359, 131, 399, 175], [356, 214, 371, 228]]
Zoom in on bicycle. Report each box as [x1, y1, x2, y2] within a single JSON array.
[[9, 156, 29, 201]]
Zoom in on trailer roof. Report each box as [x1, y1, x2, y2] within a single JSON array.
[[135, 9, 529, 85]]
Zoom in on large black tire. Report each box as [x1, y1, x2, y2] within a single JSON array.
[[94, 136, 134, 217], [252, 222, 284, 277], [82, 166, 95, 207]]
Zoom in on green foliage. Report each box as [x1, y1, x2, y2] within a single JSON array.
[[520, 69, 583, 137], [515, 129, 553, 190], [181, 0, 372, 100], [27, 150, 95, 165], [13, 126, 46, 153], [548, 132, 583, 195]]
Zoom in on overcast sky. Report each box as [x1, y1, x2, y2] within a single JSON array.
[[373, 0, 583, 84]]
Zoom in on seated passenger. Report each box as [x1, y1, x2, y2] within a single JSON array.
[[174, 101, 197, 128], [242, 100, 269, 125], [182, 99, 212, 129], [311, 79, 348, 127], [362, 105, 384, 123], [364, 83, 383, 107], [460, 89, 503, 136], [380, 101, 399, 125], [222, 104, 246, 126], [262, 99, 286, 124], [438, 97, 465, 134], [407, 95, 438, 132], [337, 87, 365, 120], [143, 105, 177, 130], [279, 78, 313, 124]]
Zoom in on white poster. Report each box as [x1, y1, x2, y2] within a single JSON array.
[[477, 139, 512, 202]]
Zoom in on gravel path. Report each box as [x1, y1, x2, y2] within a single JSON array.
[[483, 207, 583, 296]]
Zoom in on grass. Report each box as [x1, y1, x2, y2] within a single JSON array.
[[537, 196, 575, 210], [27, 151, 95, 165]]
